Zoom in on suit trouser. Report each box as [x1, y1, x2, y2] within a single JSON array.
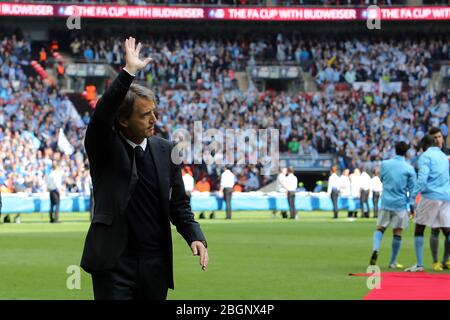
[[49, 190, 60, 222], [373, 192, 380, 218], [331, 190, 339, 218], [360, 190, 370, 218], [89, 188, 94, 222], [287, 191, 297, 219], [91, 252, 168, 300], [224, 188, 233, 219]]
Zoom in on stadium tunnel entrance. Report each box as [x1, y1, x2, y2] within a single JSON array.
[[257, 78, 301, 94], [293, 171, 330, 192]]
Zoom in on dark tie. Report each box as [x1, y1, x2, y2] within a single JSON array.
[[134, 146, 144, 164]]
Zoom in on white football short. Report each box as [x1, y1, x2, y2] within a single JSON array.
[[415, 198, 450, 228], [377, 209, 409, 230]]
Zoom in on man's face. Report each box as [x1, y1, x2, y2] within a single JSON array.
[[432, 132, 443, 149], [121, 97, 157, 141]]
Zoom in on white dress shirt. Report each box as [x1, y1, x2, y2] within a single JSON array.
[[276, 173, 288, 193], [327, 173, 340, 194], [220, 170, 235, 189], [350, 174, 361, 197], [123, 67, 136, 77], [120, 132, 147, 151], [286, 173, 298, 192], [370, 176, 383, 193], [339, 175, 351, 197], [360, 172, 372, 191], [46, 169, 63, 191], [182, 174, 194, 192]]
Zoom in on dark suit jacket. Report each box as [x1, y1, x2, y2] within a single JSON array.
[[80, 70, 206, 289]]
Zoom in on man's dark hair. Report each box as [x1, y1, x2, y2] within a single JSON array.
[[420, 134, 435, 152], [428, 127, 442, 135], [115, 84, 157, 128], [395, 141, 410, 156]]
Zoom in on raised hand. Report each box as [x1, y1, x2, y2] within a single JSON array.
[[124, 36, 152, 75]]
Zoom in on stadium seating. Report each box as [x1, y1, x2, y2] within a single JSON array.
[[0, 29, 448, 194], [0, 32, 90, 194]]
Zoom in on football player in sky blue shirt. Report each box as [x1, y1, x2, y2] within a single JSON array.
[[427, 127, 450, 271], [369, 141, 416, 269], [405, 135, 450, 272]]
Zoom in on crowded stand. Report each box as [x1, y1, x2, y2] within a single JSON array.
[[0, 32, 90, 195], [0, 29, 448, 194], [70, 32, 448, 171]]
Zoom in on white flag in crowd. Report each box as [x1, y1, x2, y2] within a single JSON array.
[[58, 128, 74, 155]]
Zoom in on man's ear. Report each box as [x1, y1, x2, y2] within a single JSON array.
[[118, 117, 129, 128]]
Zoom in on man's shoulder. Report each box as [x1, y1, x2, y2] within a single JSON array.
[[391, 158, 414, 172], [419, 149, 435, 162], [382, 159, 404, 174], [151, 135, 174, 149], [405, 162, 415, 174], [435, 147, 449, 158]]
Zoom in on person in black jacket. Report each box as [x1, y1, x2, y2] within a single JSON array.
[[80, 37, 208, 300]]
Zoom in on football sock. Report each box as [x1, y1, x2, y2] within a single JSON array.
[[430, 229, 439, 263], [373, 230, 384, 252], [389, 235, 402, 265], [445, 234, 450, 263], [415, 236, 424, 267]]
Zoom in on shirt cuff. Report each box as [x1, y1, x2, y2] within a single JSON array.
[[122, 67, 136, 77]]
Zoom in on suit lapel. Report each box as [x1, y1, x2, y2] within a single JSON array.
[[117, 132, 138, 215], [148, 137, 170, 210]]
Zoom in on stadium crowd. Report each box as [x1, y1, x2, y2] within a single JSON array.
[[70, 33, 449, 173], [312, 37, 448, 87], [0, 32, 90, 195], [0, 30, 448, 195], [69, 34, 245, 90], [71, 33, 449, 90]]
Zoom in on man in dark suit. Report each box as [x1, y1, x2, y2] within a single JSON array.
[[80, 37, 208, 300]]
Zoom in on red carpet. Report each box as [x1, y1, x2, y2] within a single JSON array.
[[349, 272, 450, 300]]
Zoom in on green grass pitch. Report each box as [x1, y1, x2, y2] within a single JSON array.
[[0, 211, 440, 300]]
